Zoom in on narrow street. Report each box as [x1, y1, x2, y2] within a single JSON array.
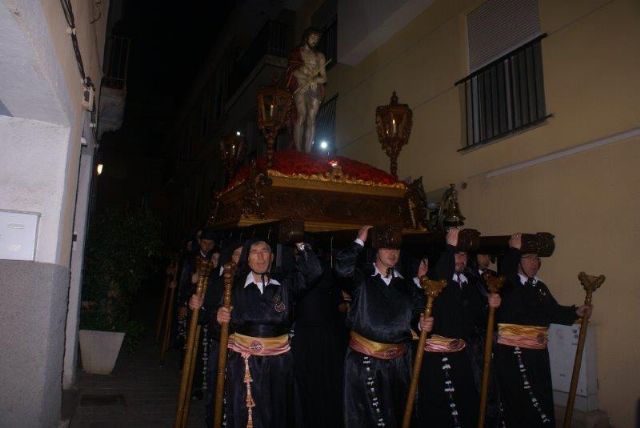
[[67, 289, 205, 428]]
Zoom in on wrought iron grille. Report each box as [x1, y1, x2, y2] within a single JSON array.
[[319, 17, 337, 70], [103, 36, 130, 89], [315, 94, 338, 151], [227, 21, 292, 98], [456, 34, 549, 150]]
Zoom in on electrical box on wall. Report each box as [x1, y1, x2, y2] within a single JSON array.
[[82, 84, 95, 111], [0, 210, 39, 261], [548, 323, 598, 412]]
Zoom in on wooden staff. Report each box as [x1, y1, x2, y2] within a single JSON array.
[[156, 260, 177, 342], [402, 278, 447, 428], [214, 262, 236, 428], [159, 274, 177, 364], [562, 272, 604, 428], [477, 274, 505, 428], [174, 258, 213, 428]]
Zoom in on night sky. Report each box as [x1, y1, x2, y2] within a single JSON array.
[[97, 1, 235, 210]]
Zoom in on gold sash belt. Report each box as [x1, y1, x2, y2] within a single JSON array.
[[424, 335, 466, 353], [227, 333, 290, 428], [497, 323, 548, 350], [349, 331, 407, 360], [228, 333, 290, 356]]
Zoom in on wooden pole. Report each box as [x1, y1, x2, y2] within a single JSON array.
[[213, 262, 236, 428], [562, 272, 604, 428], [174, 258, 213, 428], [402, 278, 447, 428], [159, 278, 176, 364], [156, 260, 176, 342], [477, 274, 505, 428], [178, 324, 202, 427]]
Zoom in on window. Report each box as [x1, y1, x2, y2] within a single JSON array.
[[312, 0, 337, 70], [458, 0, 548, 149], [315, 95, 338, 152], [319, 17, 337, 71]]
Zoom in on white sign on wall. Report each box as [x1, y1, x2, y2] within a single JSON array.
[[0, 210, 39, 261]]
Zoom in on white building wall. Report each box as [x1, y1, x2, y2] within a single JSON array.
[[0, 116, 71, 264]]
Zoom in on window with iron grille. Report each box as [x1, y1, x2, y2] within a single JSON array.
[[319, 17, 337, 71], [315, 94, 338, 152], [458, 0, 548, 149]]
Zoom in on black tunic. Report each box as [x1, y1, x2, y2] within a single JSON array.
[[292, 261, 348, 428], [495, 248, 577, 428], [335, 242, 422, 428], [416, 245, 485, 428], [176, 251, 215, 396], [222, 248, 322, 428], [466, 268, 503, 428]]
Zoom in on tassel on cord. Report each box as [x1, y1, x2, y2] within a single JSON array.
[[242, 353, 256, 428]]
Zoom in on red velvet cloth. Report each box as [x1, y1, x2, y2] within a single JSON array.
[[224, 150, 400, 193]]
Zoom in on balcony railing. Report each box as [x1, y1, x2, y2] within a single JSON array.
[[227, 21, 292, 97], [456, 34, 549, 150], [319, 17, 337, 70], [103, 36, 131, 89], [315, 94, 338, 151]]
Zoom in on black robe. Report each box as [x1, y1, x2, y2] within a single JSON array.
[[495, 248, 577, 427], [221, 247, 321, 428], [335, 242, 422, 428], [466, 268, 503, 428], [199, 266, 225, 428], [416, 245, 485, 427], [177, 250, 215, 396], [292, 261, 348, 428]]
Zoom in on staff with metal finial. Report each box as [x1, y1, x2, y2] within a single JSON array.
[[562, 272, 602, 428], [174, 257, 214, 428], [477, 274, 505, 428], [213, 262, 236, 428], [402, 277, 447, 428]]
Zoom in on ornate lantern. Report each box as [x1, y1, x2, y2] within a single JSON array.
[[219, 133, 245, 184], [375, 91, 413, 178], [256, 86, 292, 168]]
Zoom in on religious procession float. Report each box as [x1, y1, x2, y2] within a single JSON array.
[[162, 28, 603, 428]]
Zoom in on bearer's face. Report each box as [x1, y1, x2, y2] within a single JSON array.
[[231, 246, 243, 265], [248, 242, 273, 274], [477, 254, 491, 269], [520, 254, 541, 278], [454, 252, 468, 273], [377, 248, 400, 268], [199, 238, 215, 253]]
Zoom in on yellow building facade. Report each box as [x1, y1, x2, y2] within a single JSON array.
[[298, 0, 640, 425]]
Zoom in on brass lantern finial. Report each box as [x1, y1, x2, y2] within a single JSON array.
[[220, 133, 245, 184], [375, 91, 413, 178], [256, 86, 293, 168]]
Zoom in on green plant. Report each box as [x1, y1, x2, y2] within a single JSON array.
[[80, 208, 162, 350]]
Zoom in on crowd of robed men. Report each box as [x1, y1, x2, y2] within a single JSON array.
[[171, 225, 591, 428]]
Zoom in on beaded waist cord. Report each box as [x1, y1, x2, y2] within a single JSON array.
[[349, 331, 407, 360], [497, 323, 548, 350]]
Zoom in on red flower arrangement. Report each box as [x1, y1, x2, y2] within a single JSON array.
[[223, 150, 401, 193]]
